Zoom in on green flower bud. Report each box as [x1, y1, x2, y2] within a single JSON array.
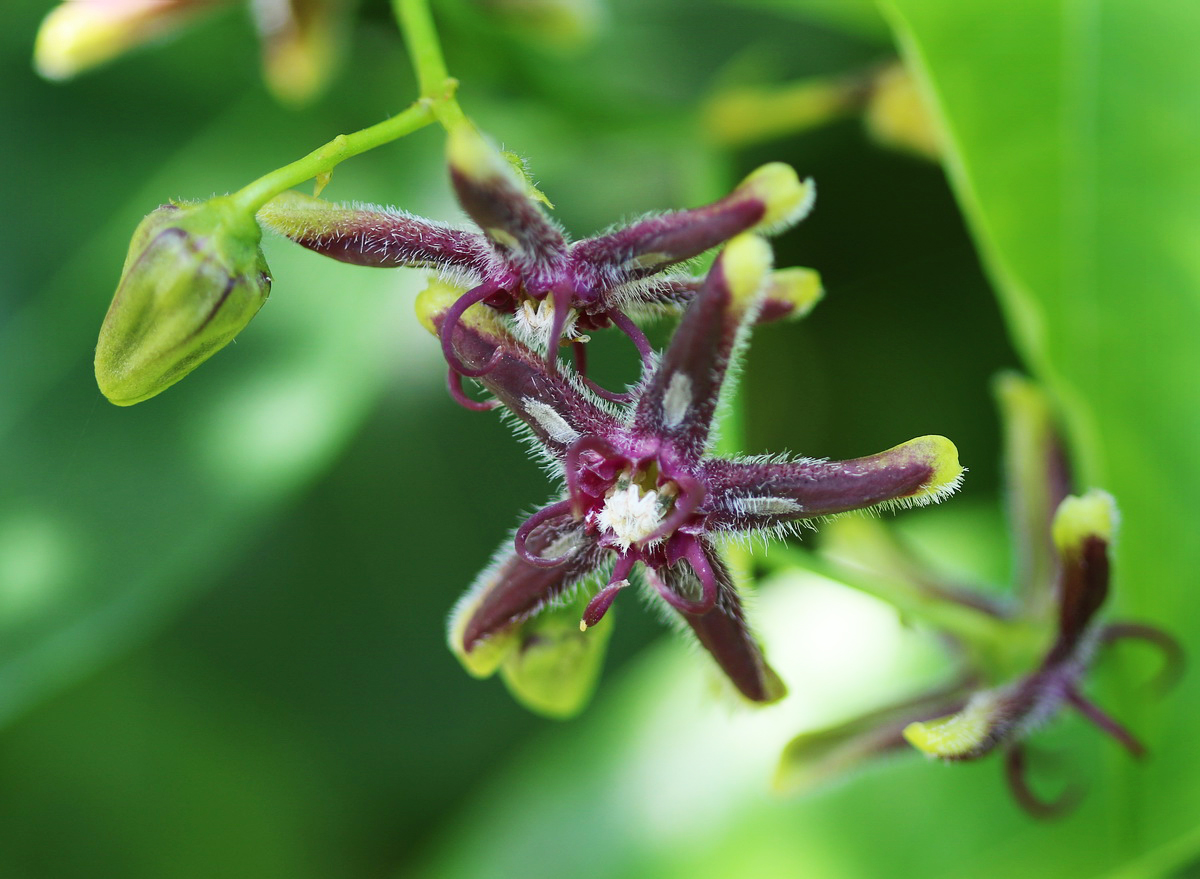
[[95, 198, 271, 406]]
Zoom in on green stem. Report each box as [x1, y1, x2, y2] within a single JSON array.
[[395, 0, 447, 96], [394, 0, 465, 128], [230, 0, 465, 215], [229, 100, 437, 214]]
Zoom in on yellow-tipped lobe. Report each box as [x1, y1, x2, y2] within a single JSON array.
[[895, 435, 965, 505], [765, 267, 824, 320], [447, 123, 513, 185], [1053, 490, 1118, 552], [34, 0, 202, 80], [414, 278, 468, 337], [445, 586, 517, 679], [257, 190, 333, 240], [720, 233, 774, 310], [903, 693, 998, 758], [864, 63, 941, 161], [735, 163, 816, 234]]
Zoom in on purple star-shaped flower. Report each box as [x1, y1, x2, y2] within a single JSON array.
[[418, 233, 965, 704], [775, 376, 1182, 817], [258, 125, 816, 398]]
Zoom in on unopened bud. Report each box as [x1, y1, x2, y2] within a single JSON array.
[[34, 0, 213, 81], [95, 198, 271, 406]]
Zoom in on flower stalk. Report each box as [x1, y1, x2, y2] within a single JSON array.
[[230, 0, 464, 215]]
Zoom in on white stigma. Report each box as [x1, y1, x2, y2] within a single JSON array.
[[596, 483, 665, 550], [512, 297, 581, 347]]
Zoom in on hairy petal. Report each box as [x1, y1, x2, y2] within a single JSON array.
[[1048, 490, 1116, 658], [571, 163, 813, 290], [630, 265, 822, 326], [656, 539, 784, 704], [775, 681, 970, 794], [634, 234, 773, 460], [704, 435, 965, 531], [449, 512, 605, 670], [447, 125, 567, 282], [415, 280, 617, 455], [258, 190, 497, 273]]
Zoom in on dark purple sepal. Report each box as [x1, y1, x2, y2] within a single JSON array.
[[430, 303, 618, 455], [702, 438, 960, 531], [458, 514, 605, 653], [1048, 535, 1109, 663], [447, 128, 567, 281], [658, 540, 784, 704], [633, 251, 749, 461], [571, 198, 764, 288], [258, 192, 496, 272]]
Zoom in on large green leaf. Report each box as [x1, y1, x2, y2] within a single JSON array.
[[884, 0, 1200, 864]]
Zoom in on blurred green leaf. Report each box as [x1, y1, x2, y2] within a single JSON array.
[[0, 95, 447, 729], [884, 0, 1200, 862]]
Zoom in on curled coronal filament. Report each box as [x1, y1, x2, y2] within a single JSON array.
[[564, 435, 622, 516], [440, 282, 504, 378], [643, 539, 719, 616], [581, 554, 635, 630], [513, 498, 578, 568]]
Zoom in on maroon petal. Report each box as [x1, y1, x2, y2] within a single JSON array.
[[451, 512, 606, 658], [258, 191, 497, 272], [447, 125, 567, 283], [633, 235, 773, 461], [1047, 491, 1116, 659], [704, 435, 964, 531], [571, 163, 813, 290], [655, 539, 784, 704], [416, 281, 617, 456]]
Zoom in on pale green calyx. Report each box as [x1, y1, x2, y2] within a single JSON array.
[[95, 197, 272, 406]]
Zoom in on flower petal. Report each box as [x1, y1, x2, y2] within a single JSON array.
[[655, 539, 785, 704], [1048, 490, 1116, 657], [447, 125, 568, 280], [571, 163, 812, 289], [775, 683, 969, 795], [254, 0, 349, 106], [628, 265, 822, 326], [704, 435, 964, 531], [415, 280, 616, 454], [258, 190, 497, 273], [34, 0, 216, 81], [633, 234, 773, 460], [448, 512, 606, 675]]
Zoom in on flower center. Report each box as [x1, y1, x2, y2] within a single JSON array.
[[512, 295, 583, 347], [594, 472, 678, 550]]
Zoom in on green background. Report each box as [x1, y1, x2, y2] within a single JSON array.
[[2, 0, 1197, 876]]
